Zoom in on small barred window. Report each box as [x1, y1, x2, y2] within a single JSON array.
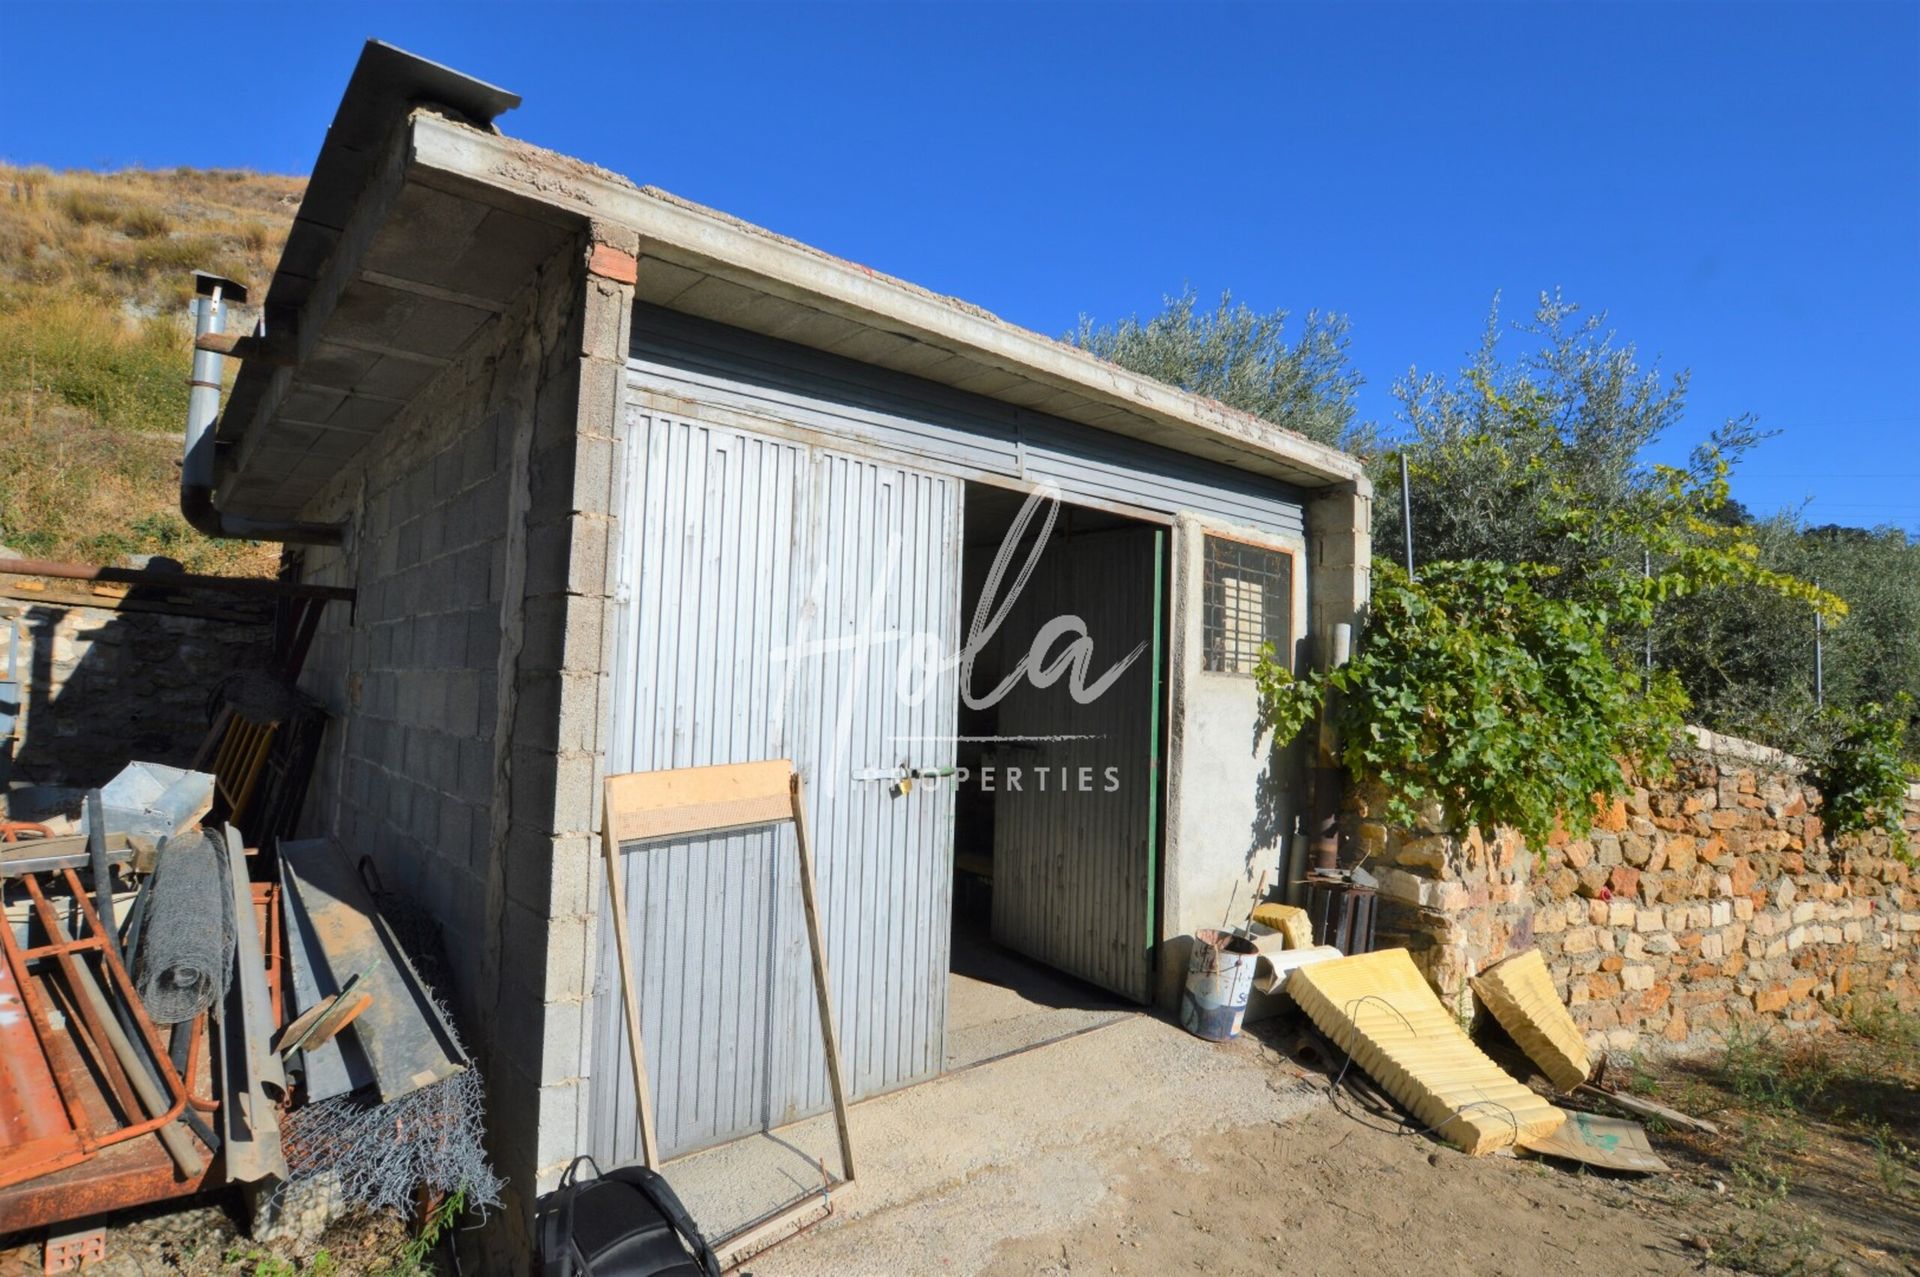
[[1202, 535, 1293, 674]]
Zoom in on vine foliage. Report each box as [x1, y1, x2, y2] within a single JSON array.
[[1257, 561, 1687, 847]]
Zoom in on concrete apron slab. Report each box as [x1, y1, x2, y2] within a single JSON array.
[[662, 1014, 1324, 1275]]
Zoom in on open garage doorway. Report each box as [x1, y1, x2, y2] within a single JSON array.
[[945, 483, 1169, 1070]]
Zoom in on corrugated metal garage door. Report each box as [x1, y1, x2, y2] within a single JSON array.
[[593, 410, 960, 1162]]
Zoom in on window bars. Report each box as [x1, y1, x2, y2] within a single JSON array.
[[1202, 535, 1292, 674]]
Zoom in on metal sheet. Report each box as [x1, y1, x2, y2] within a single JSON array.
[[987, 528, 1158, 1002], [214, 827, 287, 1185], [627, 305, 1308, 540], [278, 837, 466, 1104], [278, 858, 374, 1102], [0, 948, 86, 1185], [593, 411, 960, 1162]]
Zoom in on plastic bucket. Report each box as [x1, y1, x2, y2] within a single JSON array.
[[1179, 928, 1259, 1041]]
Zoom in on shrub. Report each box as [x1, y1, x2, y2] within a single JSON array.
[[118, 204, 173, 239], [1811, 694, 1913, 859], [57, 188, 120, 226], [1257, 560, 1688, 846]]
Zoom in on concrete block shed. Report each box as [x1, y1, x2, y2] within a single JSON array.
[[206, 42, 1371, 1243]]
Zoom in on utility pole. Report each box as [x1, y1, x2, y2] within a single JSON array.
[[1399, 453, 1415, 580], [1814, 578, 1825, 709], [1643, 549, 1653, 693]]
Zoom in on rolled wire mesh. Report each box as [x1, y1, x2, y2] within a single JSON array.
[[133, 830, 235, 1023]]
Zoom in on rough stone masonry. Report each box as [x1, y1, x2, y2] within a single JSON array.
[[0, 581, 275, 793], [1354, 726, 1920, 1055]]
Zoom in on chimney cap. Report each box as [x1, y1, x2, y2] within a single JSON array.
[[192, 271, 249, 303]]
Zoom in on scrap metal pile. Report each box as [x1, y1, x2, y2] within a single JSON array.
[[1, 726, 498, 1247]]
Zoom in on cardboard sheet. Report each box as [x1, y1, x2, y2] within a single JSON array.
[[1519, 1109, 1670, 1174]]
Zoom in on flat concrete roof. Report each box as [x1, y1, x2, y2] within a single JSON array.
[[214, 43, 1363, 519]]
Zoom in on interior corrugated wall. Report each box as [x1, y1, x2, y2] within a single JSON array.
[[987, 528, 1158, 1002]]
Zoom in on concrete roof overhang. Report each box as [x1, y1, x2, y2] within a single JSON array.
[[214, 43, 1366, 520]]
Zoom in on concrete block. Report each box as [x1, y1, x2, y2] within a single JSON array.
[[520, 594, 605, 676], [542, 913, 594, 1003], [549, 833, 599, 920], [535, 996, 591, 1088], [581, 279, 632, 361], [521, 518, 575, 599], [551, 751, 600, 836]]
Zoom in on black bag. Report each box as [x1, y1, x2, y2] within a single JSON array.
[[538, 1156, 722, 1277]]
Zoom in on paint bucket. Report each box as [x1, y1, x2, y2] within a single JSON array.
[[1179, 928, 1259, 1041]]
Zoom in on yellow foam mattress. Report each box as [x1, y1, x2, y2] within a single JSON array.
[[1469, 948, 1593, 1092], [1250, 902, 1314, 949], [1287, 948, 1567, 1155]]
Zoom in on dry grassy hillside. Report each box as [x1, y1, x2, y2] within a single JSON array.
[[0, 165, 304, 574]]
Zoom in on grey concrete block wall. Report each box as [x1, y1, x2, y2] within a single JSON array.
[[1306, 478, 1372, 650], [505, 231, 636, 1198], [290, 224, 624, 1253]]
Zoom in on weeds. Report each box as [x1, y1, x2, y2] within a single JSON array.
[[1839, 994, 1920, 1052], [221, 1246, 336, 1277], [1622, 1048, 1660, 1097], [1870, 1123, 1914, 1196], [0, 162, 297, 571], [213, 1195, 457, 1277], [1728, 1117, 1794, 1205], [1718, 1019, 1836, 1115], [377, 1189, 466, 1277], [1713, 1212, 1834, 1277]]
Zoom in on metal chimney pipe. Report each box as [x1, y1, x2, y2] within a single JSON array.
[[181, 272, 344, 547]]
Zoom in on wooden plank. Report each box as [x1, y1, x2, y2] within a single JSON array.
[[300, 991, 373, 1053], [1575, 1084, 1721, 1136], [597, 763, 856, 1185], [790, 774, 855, 1182], [604, 760, 794, 843], [600, 798, 660, 1168], [712, 1194, 833, 1270]]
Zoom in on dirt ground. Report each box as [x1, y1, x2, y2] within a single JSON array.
[[987, 1101, 1700, 1277], [987, 1016, 1920, 1277]]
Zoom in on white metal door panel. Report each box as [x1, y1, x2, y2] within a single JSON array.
[[772, 451, 961, 1120], [595, 411, 961, 1161], [594, 413, 807, 1161]]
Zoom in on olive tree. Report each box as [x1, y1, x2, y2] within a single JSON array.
[[1068, 287, 1366, 451]]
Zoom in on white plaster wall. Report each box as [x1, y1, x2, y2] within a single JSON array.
[[1156, 513, 1310, 1006]]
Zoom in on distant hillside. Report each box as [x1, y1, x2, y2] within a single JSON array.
[[0, 165, 305, 574]]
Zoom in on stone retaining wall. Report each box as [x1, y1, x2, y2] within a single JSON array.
[[1354, 728, 1920, 1055], [0, 583, 276, 794]]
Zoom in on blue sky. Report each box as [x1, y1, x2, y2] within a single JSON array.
[[5, 2, 1916, 530]]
